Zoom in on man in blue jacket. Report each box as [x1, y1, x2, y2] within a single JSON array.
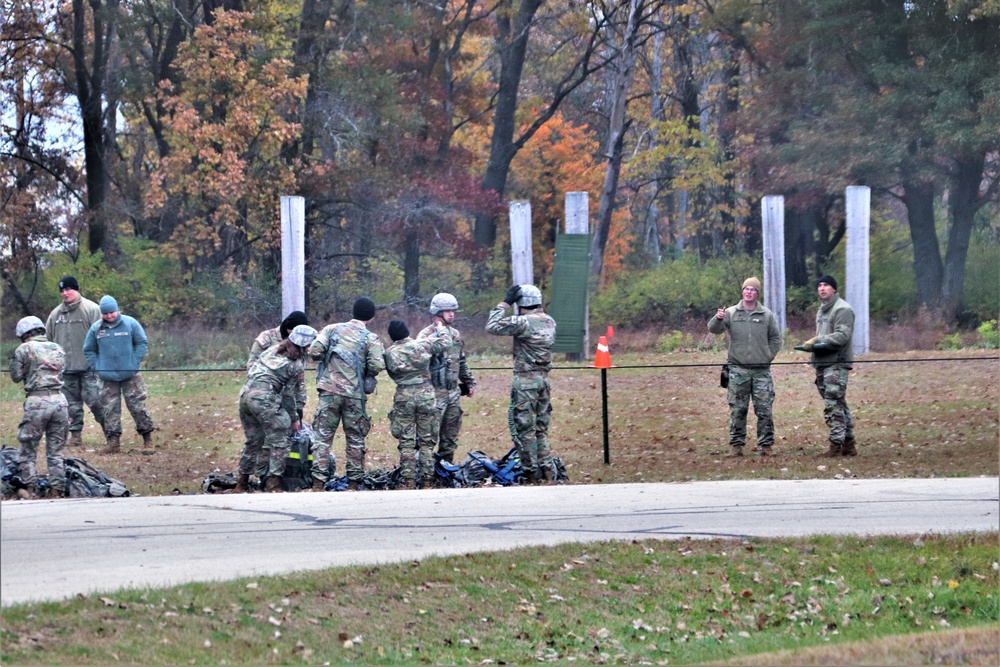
[[83, 296, 156, 453]]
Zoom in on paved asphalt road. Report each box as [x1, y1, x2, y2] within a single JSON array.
[[2, 477, 997, 607]]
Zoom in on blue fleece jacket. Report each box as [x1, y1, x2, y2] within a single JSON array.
[[83, 314, 149, 381]]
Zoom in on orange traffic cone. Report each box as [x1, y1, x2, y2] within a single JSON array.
[[590, 335, 614, 369]]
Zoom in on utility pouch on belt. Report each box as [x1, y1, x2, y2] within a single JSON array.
[[429, 352, 450, 389], [720, 365, 729, 389]]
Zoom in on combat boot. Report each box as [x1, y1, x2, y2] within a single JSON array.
[[16, 484, 35, 500], [141, 431, 154, 448], [347, 478, 361, 491], [729, 446, 744, 458], [265, 476, 283, 493], [522, 469, 538, 485], [760, 446, 773, 457], [842, 438, 858, 457], [311, 478, 326, 491], [819, 442, 841, 457], [103, 434, 121, 454], [231, 474, 251, 493], [67, 431, 83, 448]]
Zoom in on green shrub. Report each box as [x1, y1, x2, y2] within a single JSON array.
[[977, 320, 999, 349], [656, 330, 693, 353]]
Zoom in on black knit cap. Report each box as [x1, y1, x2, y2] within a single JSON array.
[[388, 320, 409, 342], [816, 275, 838, 291], [279, 311, 308, 339], [353, 297, 376, 321], [59, 276, 80, 291]]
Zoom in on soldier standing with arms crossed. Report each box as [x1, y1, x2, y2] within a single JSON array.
[[418, 293, 475, 464], [45, 276, 105, 447], [10, 317, 69, 498], [384, 319, 452, 488], [708, 277, 783, 457], [309, 297, 386, 490], [486, 284, 558, 484]]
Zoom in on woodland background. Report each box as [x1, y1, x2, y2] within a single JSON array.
[[2, 0, 998, 340]]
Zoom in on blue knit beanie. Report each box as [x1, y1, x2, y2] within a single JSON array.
[[99, 295, 119, 314]]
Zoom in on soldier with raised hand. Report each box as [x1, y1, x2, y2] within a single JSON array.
[[83, 296, 155, 453], [236, 325, 317, 493], [385, 319, 452, 488], [45, 275, 105, 447], [799, 275, 857, 457], [308, 297, 386, 490], [485, 284, 558, 484], [10, 316, 69, 498], [417, 293, 476, 464], [708, 277, 783, 457]]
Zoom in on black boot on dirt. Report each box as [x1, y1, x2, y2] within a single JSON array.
[[842, 438, 858, 456]]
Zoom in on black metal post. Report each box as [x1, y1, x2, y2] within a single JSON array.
[[601, 367, 610, 464]]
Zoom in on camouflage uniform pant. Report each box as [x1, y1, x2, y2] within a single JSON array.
[[391, 386, 439, 482], [100, 374, 154, 437], [508, 374, 553, 477], [62, 370, 105, 432], [727, 365, 775, 448], [815, 365, 854, 446], [311, 393, 371, 484], [17, 393, 69, 491], [238, 389, 292, 478], [434, 389, 463, 463]]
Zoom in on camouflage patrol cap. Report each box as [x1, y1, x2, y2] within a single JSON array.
[[288, 325, 318, 348]]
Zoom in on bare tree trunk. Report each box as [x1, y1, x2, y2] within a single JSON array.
[[942, 151, 987, 319], [901, 178, 944, 308]]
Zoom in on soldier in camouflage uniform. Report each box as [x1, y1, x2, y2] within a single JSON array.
[[83, 296, 155, 453], [486, 284, 558, 484], [10, 316, 69, 498], [236, 325, 317, 493], [45, 275, 105, 447], [308, 297, 386, 490], [246, 311, 309, 478], [385, 320, 452, 488], [708, 277, 783, 457], [417, 293, 476, 463], [800, 275, 857, 457]]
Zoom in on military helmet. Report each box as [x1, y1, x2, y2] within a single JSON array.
[[15, 316, 46, 339], [517, 284, 542, 307], [288, 324, 318, 348], [429, 292, 459, 315]]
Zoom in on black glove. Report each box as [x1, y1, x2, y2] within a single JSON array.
[[504, 285, 522, 306]]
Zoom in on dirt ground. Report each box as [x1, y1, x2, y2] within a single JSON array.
[[0, 349, 996, 497]]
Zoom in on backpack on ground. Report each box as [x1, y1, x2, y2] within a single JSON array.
[[281, 423, 315, 491], [201, 471, 239, 493], [1, 445, 27, 497], [64, 457, 130, 498]]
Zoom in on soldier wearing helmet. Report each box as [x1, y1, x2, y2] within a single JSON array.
[[235, 324, 318, 493], [417, 293, 476, 464], [10, 316, 69, 498], [485, 284, 558, 484]]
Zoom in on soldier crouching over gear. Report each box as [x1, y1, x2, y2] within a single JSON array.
[[235, 325, 317, 493], [385, 319, 452, 488], [485, 284, 558, 484], [418, 293, 475, 464], [10, 316, 69, 498]]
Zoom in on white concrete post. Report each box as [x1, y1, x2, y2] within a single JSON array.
[[510, 201, 534, 286], [281, 196, 306, 316], [761, 195, 787, 336], [565, 191, 590, 359], [845, 186, 870, 355]]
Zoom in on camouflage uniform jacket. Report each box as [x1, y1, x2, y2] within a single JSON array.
[[385, 329, 453, 387], [417, 323, 474, 396], [247, 327, 282, 370], [242, 346, 307, 418], [46, 296, 101, 372], [812, 295, 855, 369], [309, 320, 386, 398], [486, 305, 556, 376], [10, 334, 65, 393], [708, 302, 782, 367]]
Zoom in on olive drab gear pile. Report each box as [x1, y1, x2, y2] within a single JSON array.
[[1, 446, 130, 498], [15, 316, 45, 339]]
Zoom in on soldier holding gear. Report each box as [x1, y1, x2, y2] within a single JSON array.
[[708, 277, 783, 457], [486, 284, 558, 484], [45, 275, 105, 447], [417, 293, 476, 464], [83, 296, 155, 453], [801, 275, 857, 457], [10, 316, 69, 498], [309, 297, 387, 490], [236, 324, 318, 493], [385, 319, 452, 488]]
